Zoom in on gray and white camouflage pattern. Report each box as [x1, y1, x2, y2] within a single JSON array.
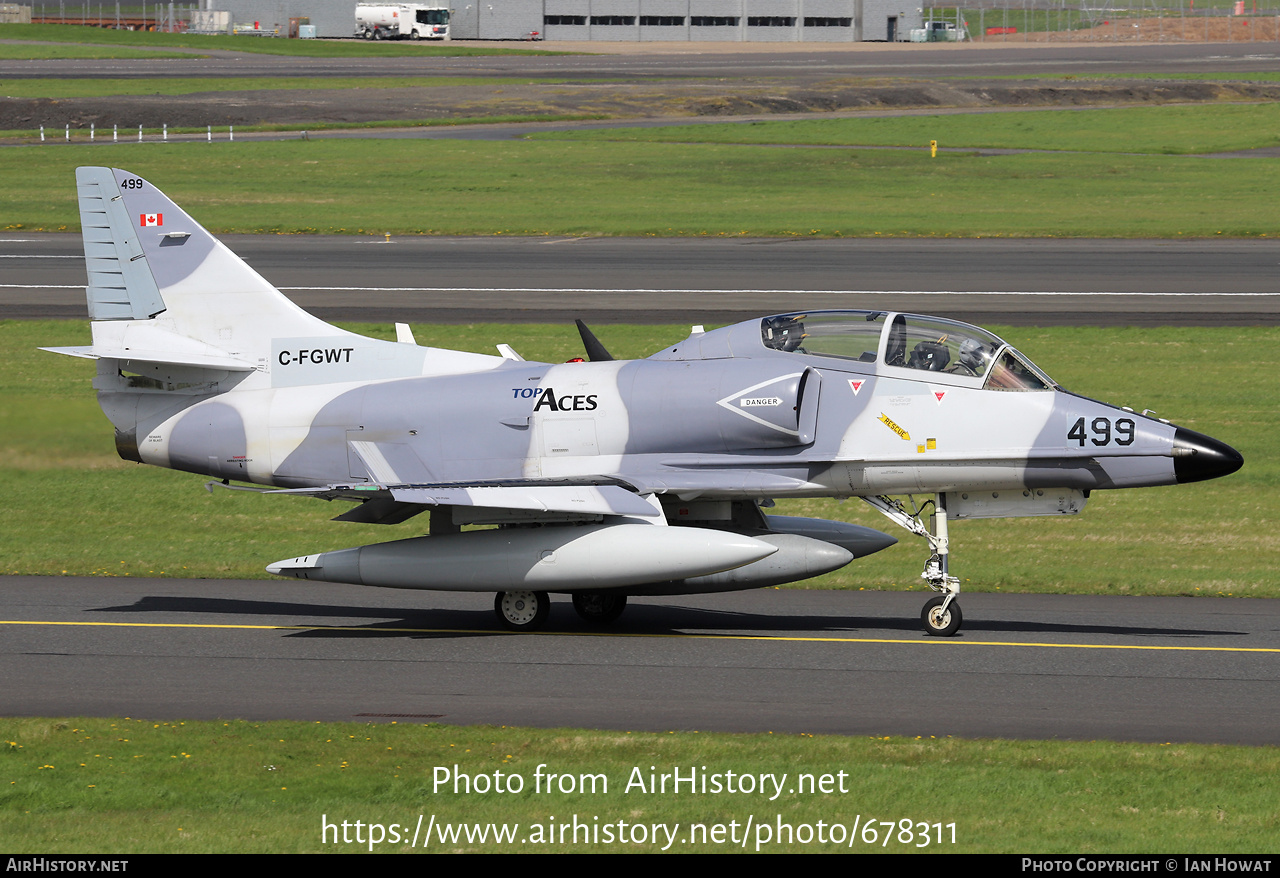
[[47, 168, 1243, 634]]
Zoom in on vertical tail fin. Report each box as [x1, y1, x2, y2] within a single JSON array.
[[74, 167, 348, 366]]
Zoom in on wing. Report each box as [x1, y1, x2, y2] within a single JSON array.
[[209, 478, 662, 525]]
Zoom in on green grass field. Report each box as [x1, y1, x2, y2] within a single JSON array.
[[0, 42, 192, 58], [4, 717, 1277, 852], [533, 103, 1280, 155], [4, 136, 1279, 238]]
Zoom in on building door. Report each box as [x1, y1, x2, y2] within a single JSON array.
[[887, 15, 897, 40]]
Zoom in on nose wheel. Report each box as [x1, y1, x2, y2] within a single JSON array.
[[922, 595, 962, 637], [495, 590, 550, 631]]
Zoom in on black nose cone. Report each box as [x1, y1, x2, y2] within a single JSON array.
[[1174, 427, 1244, 484]]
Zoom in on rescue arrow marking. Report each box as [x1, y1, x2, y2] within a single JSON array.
[[878, 412, 911, 442]]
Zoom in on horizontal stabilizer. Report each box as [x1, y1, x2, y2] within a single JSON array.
[[47, 321, 256, 371], [39, 346, 97, 360]]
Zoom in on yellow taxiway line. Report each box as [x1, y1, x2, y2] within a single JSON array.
[[3, 619, 1278, 653]]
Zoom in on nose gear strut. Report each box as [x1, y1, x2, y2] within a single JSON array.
[[862, 493, 963, 636]]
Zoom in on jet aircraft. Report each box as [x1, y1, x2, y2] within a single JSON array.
[[49, 168, 1244, 635]]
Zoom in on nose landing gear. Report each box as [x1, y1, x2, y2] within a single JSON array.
[[863, 493, 963, 636]]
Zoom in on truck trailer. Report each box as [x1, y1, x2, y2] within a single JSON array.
[[355, 3, 449, 39]]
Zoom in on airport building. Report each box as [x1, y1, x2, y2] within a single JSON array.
[[208, 0, 923, 42]]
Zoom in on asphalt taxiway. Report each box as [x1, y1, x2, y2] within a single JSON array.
[[4, 233, 1278, 325], [3, 576, 1277, 744]]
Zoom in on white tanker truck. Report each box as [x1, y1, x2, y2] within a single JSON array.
[[355, 3, 450, 40]]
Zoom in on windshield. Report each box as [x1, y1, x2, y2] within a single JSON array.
[[760, 311, 1055, 391], [983, 347, 1054, 390]]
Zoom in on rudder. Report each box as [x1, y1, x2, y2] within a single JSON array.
[[77, 166, 167, 321]]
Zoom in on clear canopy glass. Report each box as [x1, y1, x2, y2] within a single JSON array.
[[761, 311, 1055, 391]]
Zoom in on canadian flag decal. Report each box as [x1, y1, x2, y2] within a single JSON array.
[[140, 213, 163, 227]]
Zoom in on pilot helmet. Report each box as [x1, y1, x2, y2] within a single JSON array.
[[958, 337, 988, 372]]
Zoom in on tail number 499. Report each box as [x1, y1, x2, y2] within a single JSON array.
[[1068, 416, 1135, 447]]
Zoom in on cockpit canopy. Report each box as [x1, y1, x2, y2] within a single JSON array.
[[761, 311, 1056, 391]]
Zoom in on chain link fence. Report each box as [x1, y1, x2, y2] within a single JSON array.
[[31, 2, 196, 31], [926, 2, 1280, 41]]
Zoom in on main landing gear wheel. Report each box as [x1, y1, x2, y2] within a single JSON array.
[[495, 590, 550, 631], [572, 593, 627, 625], [922, 595, 962, 637]]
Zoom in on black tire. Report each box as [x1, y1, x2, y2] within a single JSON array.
[[362, 28, 373, 40], [410, 29, 421, 39], [572, 592, 627, 625], [372, 27, 383, 40], [922, 595, 962, 637], [495, 590, 550, 631]]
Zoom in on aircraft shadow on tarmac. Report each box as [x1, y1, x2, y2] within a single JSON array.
[[94, 595, 1242, 640]]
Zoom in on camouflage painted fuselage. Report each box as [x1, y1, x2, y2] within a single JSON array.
[[113, 316, 1231, 503]]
